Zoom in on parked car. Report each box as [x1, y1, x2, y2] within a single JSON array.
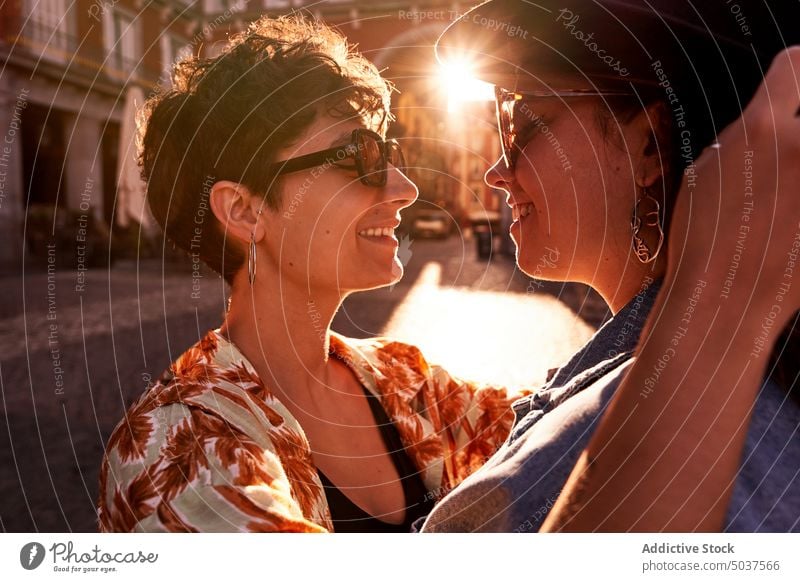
[[469, 210, 501, 260], [411, 209, 452, 239]]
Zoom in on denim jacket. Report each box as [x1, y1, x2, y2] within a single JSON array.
[[421, 280, 800, 532]]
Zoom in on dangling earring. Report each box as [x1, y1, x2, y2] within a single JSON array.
[[247, 232, 257, 285], [248, 208, 263, 286], [631, 187, 664, 264]]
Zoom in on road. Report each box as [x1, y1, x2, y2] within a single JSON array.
[[0, 235, 608, 532]]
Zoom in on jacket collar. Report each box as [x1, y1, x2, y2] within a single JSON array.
[[546, 277, 663, 390], [201, 328, 396, 428]]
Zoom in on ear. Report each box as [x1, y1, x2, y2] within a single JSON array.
[[632, 100, 671, 190], [209, 181, 266, 245]]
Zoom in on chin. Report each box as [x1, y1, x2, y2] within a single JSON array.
[[515, 240, 564, 281], [347, 260, 403, 292]]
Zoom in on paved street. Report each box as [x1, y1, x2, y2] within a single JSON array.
[[0, 235, 609, 532]]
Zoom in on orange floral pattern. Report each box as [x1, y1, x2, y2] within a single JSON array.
[[98, 329, 528, 532]]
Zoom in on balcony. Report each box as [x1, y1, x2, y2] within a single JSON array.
[[14, 17, 79, 66], [6, 18, 164, 91]]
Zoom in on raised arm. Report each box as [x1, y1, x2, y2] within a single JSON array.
[[542, 47, 800, 532]]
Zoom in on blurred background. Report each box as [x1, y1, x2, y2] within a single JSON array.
[[0, 0, 609, 532]]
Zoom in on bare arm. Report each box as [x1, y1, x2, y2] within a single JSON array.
[[543, 47, 800, 532]]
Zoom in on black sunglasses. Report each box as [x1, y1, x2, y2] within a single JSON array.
[[267, 128, 406, 187], [495, 86, 635, 170]]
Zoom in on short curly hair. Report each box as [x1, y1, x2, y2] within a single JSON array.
[[138, 14, 393, 284]]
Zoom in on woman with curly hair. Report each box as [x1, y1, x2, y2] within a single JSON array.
[[97, 15, 523, 533]]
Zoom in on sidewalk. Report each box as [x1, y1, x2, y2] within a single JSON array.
[[0, 238, 607, 532]]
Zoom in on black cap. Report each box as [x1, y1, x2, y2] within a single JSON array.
[[436, 0, 800, 159]]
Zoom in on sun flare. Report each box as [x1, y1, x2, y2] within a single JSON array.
[[438, 59, 495, 111]]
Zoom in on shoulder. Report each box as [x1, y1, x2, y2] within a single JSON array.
[[103, 326, 291, 470], [99, 387, 309, 531], [98, 397, 220, 531], [99, 331, 295, 530]]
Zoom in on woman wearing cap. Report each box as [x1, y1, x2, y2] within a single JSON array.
[[97, 15, 526, 533], [421, 0, 800, 532]]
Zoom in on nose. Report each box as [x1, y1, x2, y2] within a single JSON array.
[[384, 165, 419, 210], [485, 156, 514, 192]]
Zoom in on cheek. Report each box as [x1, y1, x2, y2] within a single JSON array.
[[304, 202, 365, 267], [275, 208, 343, 259], [551, 128, 618, 213], [307, 221, 353, 268], [515, 159, 577, 230], [516, 123, 587, 202], [515, 135, 616, 251]]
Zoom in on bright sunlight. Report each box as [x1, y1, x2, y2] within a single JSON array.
[[439, 58, 495, 111]]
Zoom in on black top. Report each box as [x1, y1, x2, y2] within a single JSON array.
[[317, 385, 435, 532]]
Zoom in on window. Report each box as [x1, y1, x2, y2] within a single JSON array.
[[160, 34, 193, 86], [102, 9, 141, 74], [204, 0, 249, 13], [22, 0, 76, 63]]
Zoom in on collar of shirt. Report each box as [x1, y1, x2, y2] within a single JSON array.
[[511, 277, 664, 422], [152, 329, 448, 507]]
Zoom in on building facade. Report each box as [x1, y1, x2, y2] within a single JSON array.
[[0, 0, 503, 272], [0, 0, 204, 271]]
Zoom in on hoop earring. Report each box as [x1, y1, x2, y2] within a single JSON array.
[[631, 188, 664, 264], [248, 232, 257, 285]]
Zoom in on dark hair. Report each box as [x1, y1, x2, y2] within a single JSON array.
[[597, 90, 799, 404], [595, 89, 683, 239], [138, 14, 393, 284], [770, 315, 800, 404]]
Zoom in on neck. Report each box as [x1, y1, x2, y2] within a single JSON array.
[[219, 262, 345, 405], [589, 254, 665, 314]]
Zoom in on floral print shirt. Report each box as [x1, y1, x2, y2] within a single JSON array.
[[98, 329, 526, 532]]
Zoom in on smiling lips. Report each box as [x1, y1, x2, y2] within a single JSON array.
[[511, 202, 535, 221]]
